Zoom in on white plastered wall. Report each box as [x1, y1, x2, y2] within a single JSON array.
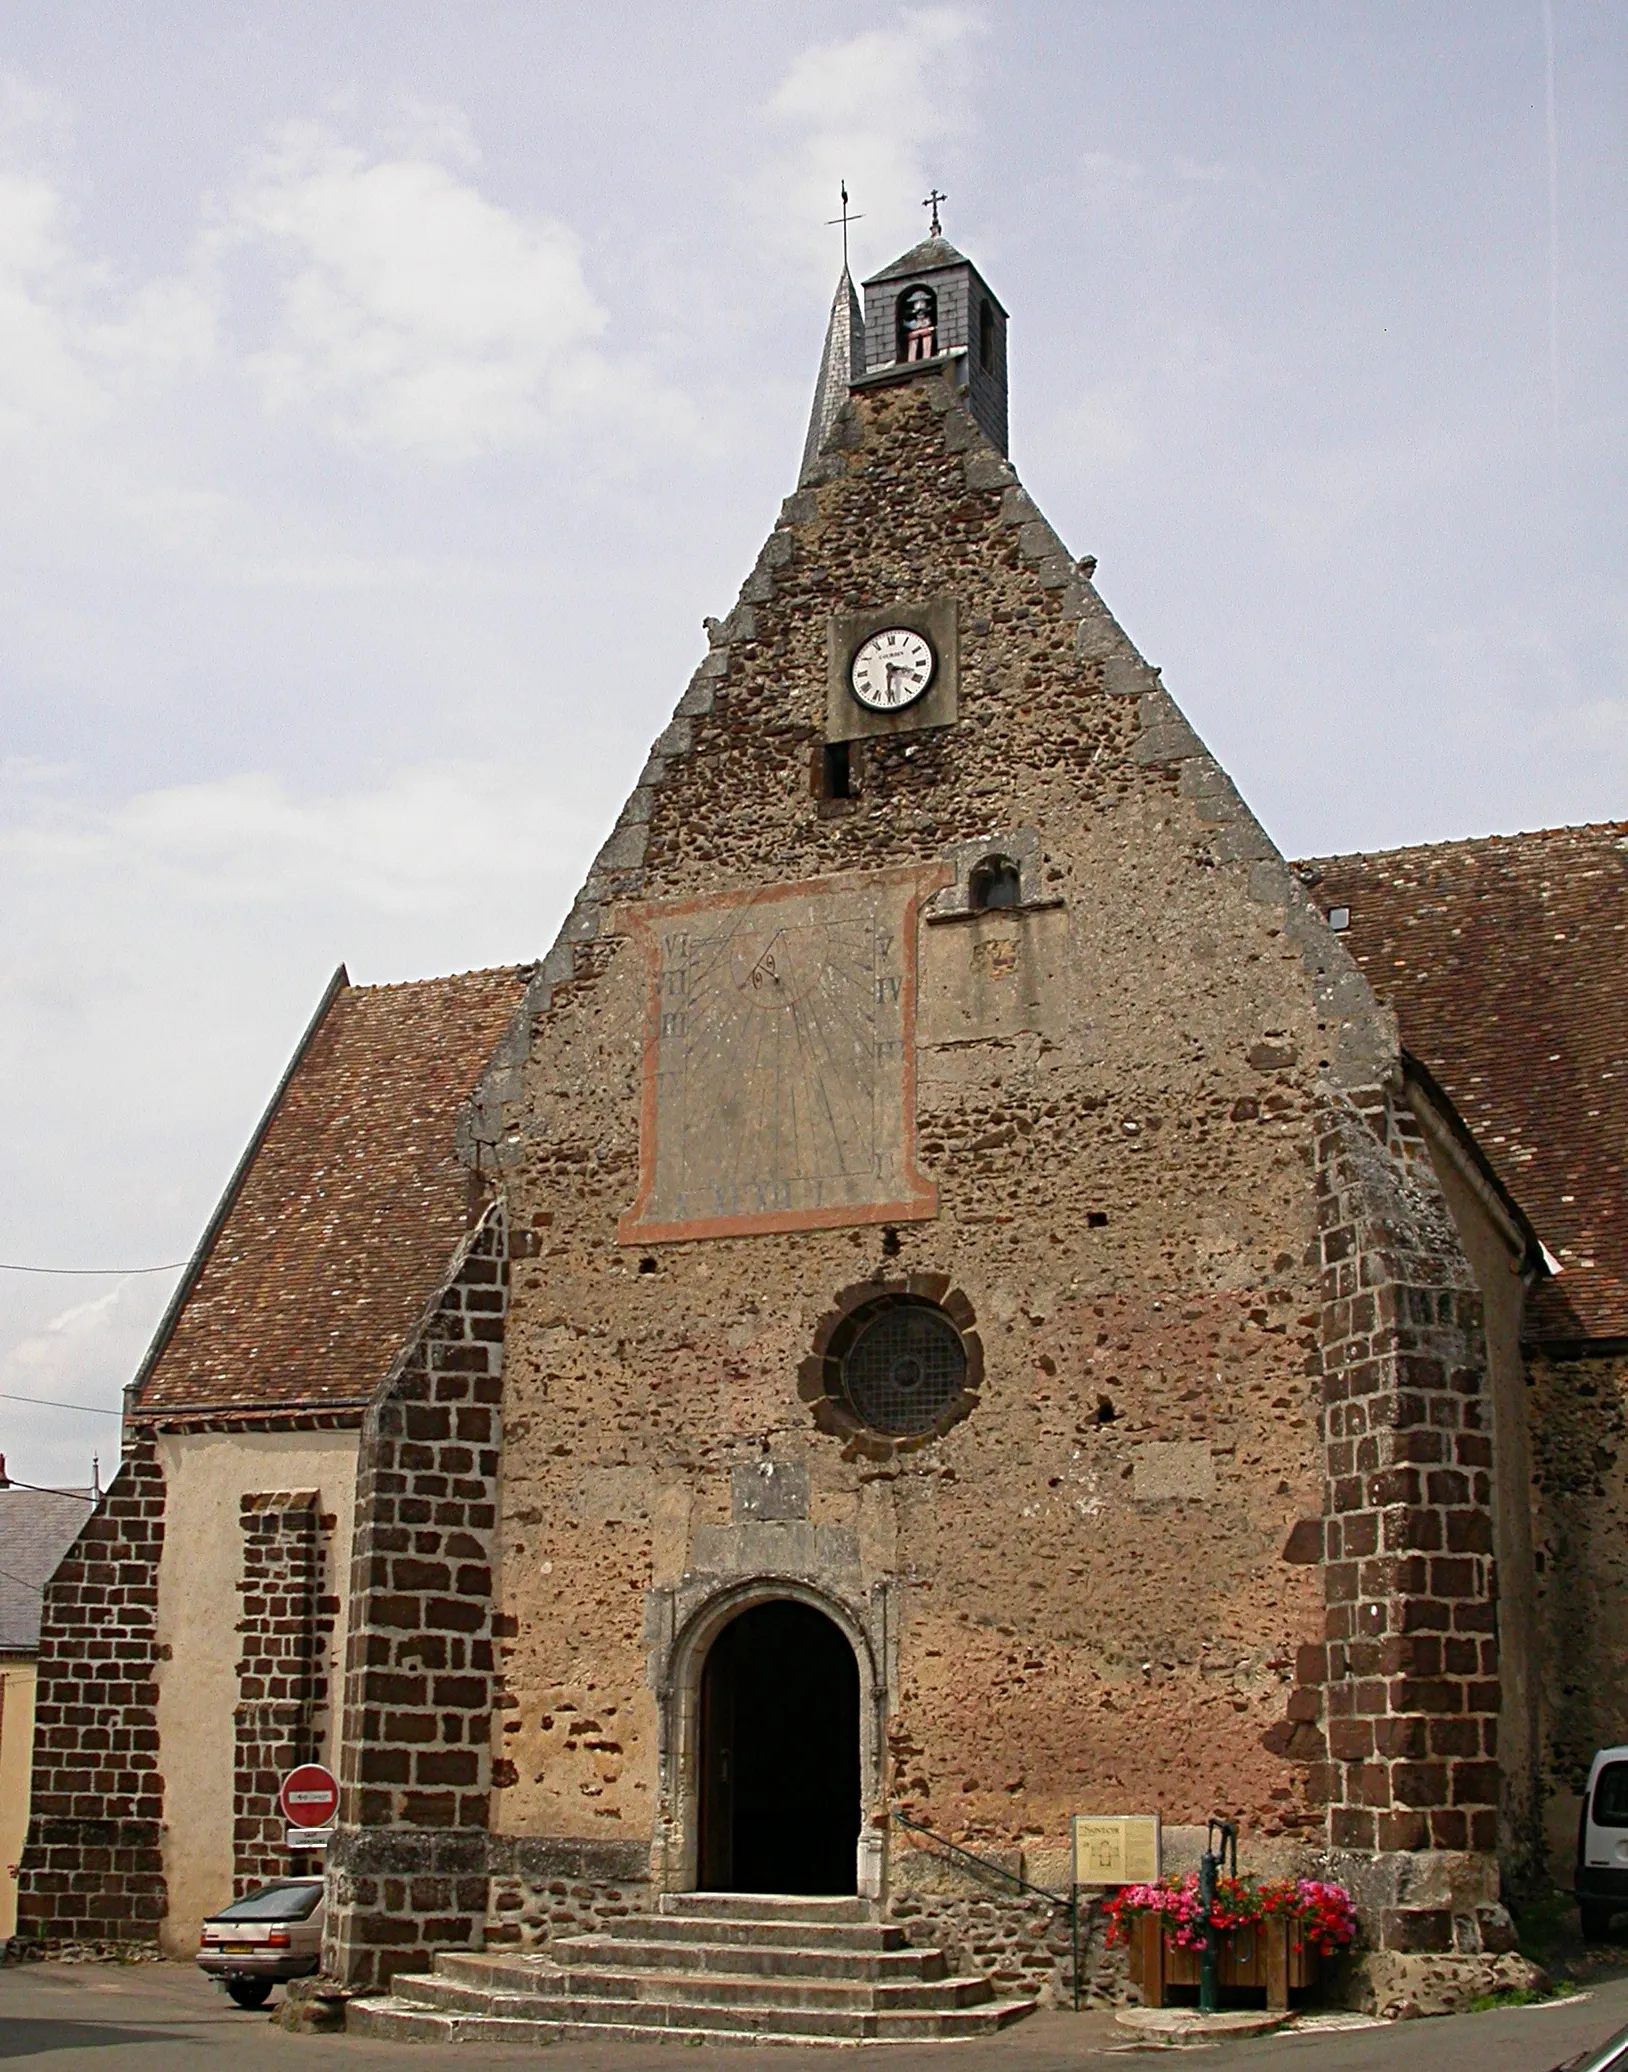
[[153, 1430, 359, 1956]]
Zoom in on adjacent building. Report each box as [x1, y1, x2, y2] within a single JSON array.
[[0, 1460, 94, 1941]]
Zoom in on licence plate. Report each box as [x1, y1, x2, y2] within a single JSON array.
[[221, 1943, 257, 1956]]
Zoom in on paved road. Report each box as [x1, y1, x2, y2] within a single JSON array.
[[1, 1962, 1625, 2069]]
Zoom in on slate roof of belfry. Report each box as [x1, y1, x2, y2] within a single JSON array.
[[1300, 822, 1628, 1344], [134, 967, 528, 1415]]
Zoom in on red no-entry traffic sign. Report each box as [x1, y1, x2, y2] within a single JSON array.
[[279, 1763, 340, 1829]]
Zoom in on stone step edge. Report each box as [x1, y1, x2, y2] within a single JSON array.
[[393, 1968, 995, 2011], [463, 1939, 946, 1976], [541, 1945, 948, 1981], [547, 1920, 911, 1950], [660, 1894, 874, 1916], [349, 1997, 1038, 2048]]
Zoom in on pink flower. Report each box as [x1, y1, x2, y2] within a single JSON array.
[[1104, 1872, 1357, 1953]]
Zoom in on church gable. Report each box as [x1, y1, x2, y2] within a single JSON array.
[[24, 233, 1544, 2007], [444, 245, 1508, 1970]]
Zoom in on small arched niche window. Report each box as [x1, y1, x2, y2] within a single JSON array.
[[978, 298, 995, 370], [897, 285, 938, 363], [969, 855, 1022, 911]]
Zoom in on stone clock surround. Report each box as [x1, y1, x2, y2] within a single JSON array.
[[825, 596, 959, 744]]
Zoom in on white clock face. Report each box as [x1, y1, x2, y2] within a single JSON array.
[[849, 627, 936, 713]]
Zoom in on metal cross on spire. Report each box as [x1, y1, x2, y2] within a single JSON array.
[[923, 187, 947, 237], [825, 181, 865, 271]]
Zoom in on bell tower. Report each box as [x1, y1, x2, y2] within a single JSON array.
[[855, 229, 1009, 456]]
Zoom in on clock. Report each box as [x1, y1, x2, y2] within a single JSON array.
[[849, 627, 936, 713]]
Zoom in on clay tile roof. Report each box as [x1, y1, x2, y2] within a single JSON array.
[[1298, 823, 1628, 1343], [134, 966, 529, 1416]]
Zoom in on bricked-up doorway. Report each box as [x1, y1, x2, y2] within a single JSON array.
[[698, 1601, 860, 1895]]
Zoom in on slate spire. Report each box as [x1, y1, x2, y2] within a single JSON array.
[[798, 266, 865, 487]]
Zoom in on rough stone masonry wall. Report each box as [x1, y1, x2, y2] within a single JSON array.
[[321, 1204, 506, 1991], [233, 1490, 327, 1894], [886, 1867, 1116, 2011], [456, 368, 1451, 1902], [1272, 1088, 1502, 1953], [1527, 1345, 1628, 1878], [483, 1835, 652, 1951], [14, 1431, 166, 1952]]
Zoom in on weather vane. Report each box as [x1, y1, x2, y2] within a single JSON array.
[[826, 181, 865, 270], [923, 187, 947, 236]]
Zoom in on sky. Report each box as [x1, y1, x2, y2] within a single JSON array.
[[1, 2, 1623, 1489]]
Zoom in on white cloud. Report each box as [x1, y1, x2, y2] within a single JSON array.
[[0, 90, 692, 491], [0, 755, 606, 934], [764, 9, 983, 275], [0, 753, 612, 1485], [0, 166, 117, 437], [225, 123, 660, 458], [1, 1280, 160, 1487]]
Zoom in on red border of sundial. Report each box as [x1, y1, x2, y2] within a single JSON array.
[[612, 863, 948, 1245]]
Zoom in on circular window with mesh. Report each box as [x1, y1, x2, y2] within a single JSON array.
[[830, 1298, 968, 1437]]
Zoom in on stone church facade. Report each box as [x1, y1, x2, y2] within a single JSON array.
[[15, 233, 1626, 2014]]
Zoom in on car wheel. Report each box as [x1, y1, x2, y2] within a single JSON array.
[[1580, 1903, 1615, 1941], [226, 1978, 274, 2009]]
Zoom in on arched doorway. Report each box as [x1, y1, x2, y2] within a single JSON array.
[[697, 1599, 861, 1894]]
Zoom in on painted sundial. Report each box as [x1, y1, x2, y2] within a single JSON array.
[[616, 867, 942, 1243]]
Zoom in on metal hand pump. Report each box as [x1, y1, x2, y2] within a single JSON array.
[[1198, 1819, 1238, 2016]]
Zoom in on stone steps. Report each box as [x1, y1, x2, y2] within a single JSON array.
[[401, 1961, 994, 2013], [347, 1891, 1040, 2047], [669, 1894, 875, 1924], [533, 1915, 915, 1954], [542, 1935, 950, 1980]]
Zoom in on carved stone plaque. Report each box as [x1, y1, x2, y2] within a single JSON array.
[[917, 905, 1069, 1046], [615, 867, 944, 1243]]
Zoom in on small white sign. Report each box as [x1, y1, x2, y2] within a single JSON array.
[[285, 1825, 334, 1851]]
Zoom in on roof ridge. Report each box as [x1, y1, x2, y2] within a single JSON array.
[[349, 963, 538, 996], [1297, 818, 1628, 868]]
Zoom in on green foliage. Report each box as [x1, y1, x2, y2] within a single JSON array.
[[1468, 1982, 1577, 2014], [1509, 1887, 1581, 1968]]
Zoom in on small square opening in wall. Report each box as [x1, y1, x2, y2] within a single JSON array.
[[1327, 906, 1350, 933], [821, 739, 855, 799]]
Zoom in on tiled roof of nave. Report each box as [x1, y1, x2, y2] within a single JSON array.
[[135, 967, 528, 1414], [1298, 822, 1628, 1341]]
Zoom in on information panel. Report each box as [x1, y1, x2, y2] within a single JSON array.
[[1070, 1813, 1161, 1887]]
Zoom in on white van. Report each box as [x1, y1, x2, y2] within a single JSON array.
[[1577, 1746, 1628, 1939]]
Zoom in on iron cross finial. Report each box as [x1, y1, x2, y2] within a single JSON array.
[[826, 181, 865, 271], [923, 187, 947, 237]]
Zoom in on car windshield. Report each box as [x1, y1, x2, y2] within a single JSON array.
[[1557, 2027, 1628, 2072], [208, 1882, 323, 1922]]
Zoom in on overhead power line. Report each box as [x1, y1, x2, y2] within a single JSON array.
[[0, 1261, 187, 1276], [0, 1474, 97, 1500], [0, 1390, 123, 1417]]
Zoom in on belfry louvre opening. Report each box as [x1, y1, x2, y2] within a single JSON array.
[[831, 1297, 967, 1435]]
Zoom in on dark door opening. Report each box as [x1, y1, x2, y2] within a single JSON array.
[[698, 1599, 860, 1895]]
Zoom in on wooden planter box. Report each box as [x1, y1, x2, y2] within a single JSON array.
[[1127, 1913, 1319, 2011]]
